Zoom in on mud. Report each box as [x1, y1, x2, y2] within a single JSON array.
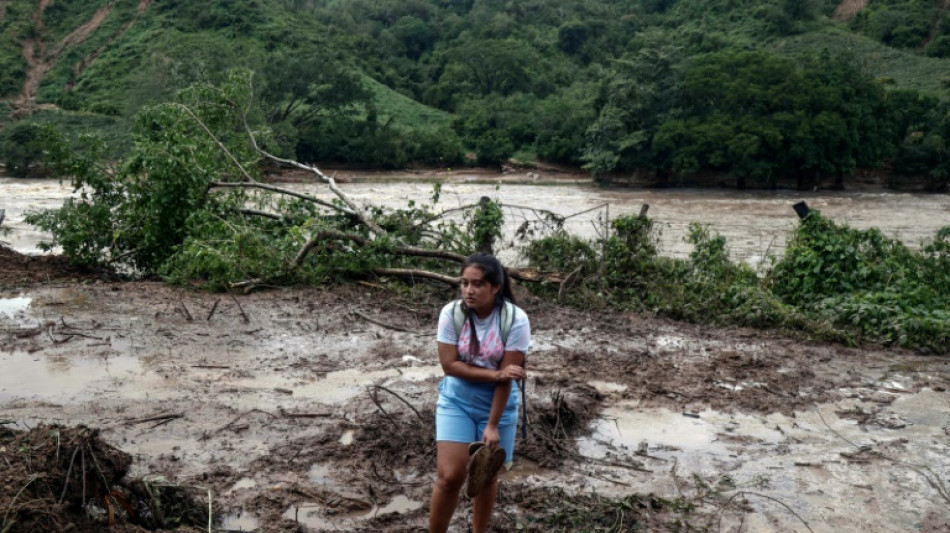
[[0, 246, 948, 532]]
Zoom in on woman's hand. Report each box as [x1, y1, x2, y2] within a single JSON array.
[[482, 424, 501, 449], [495, 364, 525, 383]]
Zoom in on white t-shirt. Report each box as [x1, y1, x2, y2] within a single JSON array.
[[436, 300, 531, 370]]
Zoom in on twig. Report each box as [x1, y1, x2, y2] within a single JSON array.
[[215, 409, 278, 434], [179, 297, 193, 321], [372, 268, 459, 286], [2, 474, 37, 529], [230, 293, 249, 323], [124, 413, 184, 426], [191, 364, 230, 369], [352, 310, 428, 335], [58, 446, 83, 504], [723, 491, 814, 533], [206, 299, 220, 321], [284, 412, 333, 419], [368, 385, 426, 425], [210, 181, 348, 214]]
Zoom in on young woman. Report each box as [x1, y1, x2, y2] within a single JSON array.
[[429, 253, 530, 533]]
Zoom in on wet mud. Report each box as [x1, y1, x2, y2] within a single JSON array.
[[0, 250, 949, 531]]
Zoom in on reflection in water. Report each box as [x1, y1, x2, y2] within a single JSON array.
[[0, 297, 32, 319], [220, 510, 259, 532]]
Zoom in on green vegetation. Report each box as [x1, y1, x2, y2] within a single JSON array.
[[3, 0, 950, 186]]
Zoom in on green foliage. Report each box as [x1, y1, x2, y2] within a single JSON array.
[[5, 0, 950, 177], [26, 71, 261, 271], [524, 231, 598, 274], [0, 122, 55, 177], [469, 198, 504, 253], [770, 212, 950, 351]]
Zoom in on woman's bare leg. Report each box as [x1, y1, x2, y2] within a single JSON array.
[[471, 475, 499, 533], [429, 441, 470, 533]]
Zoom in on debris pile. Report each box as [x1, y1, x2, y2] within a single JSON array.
[[0, 423, 209, 532]]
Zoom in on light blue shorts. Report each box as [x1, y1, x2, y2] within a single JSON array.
[[435, 377, 519, 464]]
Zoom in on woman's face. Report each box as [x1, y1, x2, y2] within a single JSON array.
[[460, 265, 500, 316]]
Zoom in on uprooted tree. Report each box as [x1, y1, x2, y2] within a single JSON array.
[[24, 69, 570, 292]]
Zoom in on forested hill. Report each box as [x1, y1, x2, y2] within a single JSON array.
[[2, 0, 950, 190]]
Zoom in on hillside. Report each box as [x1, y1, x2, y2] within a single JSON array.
[[2, 0, 950, 188]]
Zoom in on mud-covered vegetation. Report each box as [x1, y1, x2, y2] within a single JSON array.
[[19, 71, 950, 356], [0, 423, 210, 532]]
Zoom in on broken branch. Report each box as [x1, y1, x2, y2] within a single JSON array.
[[209, 181, 349, 214]]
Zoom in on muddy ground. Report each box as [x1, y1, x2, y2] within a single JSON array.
[[1, 246, 949, 532]]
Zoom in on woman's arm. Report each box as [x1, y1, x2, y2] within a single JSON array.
[[437, 343, 524, 383], [482, 349, 526, 447]]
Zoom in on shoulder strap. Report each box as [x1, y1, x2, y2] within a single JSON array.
[[452, 300, 466, 338], [500, 300, 515, 346]]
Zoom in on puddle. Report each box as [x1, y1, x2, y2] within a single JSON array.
[[220, 510, 259, 532], [308, 463, 333, 484], [0, 351, 144, 401], [225, 478, 257, 495], [588, 381, 628, 394], [283, 495, 423, 531], [0, 296, 32, 319], [224, 365, 443, 407], [376, 495, 423, 515], [579, 406, 718, 457]]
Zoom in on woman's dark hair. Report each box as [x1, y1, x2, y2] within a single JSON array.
[[460, 253, 514, 355]]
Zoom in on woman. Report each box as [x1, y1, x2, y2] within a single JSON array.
[[429, 253, 530, 533]]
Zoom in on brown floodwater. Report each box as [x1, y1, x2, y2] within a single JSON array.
[[3, 177, 948, 269]]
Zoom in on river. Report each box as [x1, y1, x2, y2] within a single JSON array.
[[2, 177, 949, 268]]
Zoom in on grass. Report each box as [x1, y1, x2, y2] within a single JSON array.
[[360, 72, 453, 133], [773, 26, 950, 95]]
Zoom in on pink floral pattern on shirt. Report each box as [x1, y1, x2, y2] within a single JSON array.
[[457, 321, 505, 369]]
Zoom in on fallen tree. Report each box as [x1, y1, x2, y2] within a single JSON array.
[[22, 69, 950, 352]]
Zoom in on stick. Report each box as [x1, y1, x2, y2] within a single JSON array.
[[372, 268, 459, 286], [210, 181, 348, 214], [284, 412, 333, 418], [368, 385, 425, 424], [352, 310, 427, 335], [191, 364, 230, 369], [206, 299, 220, 321], [230, 293, 249, 323], [179, 299, 193, 321], [124, 413, 184, 426]]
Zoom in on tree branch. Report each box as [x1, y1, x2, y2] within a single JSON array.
[[170, 102, 258, 184], [208, 181, 352, 214], [373, 268, 459, 286], [292, 229, 465, 267], [237, 114, 387, 237]]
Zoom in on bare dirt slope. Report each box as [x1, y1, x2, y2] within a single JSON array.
[[833, 0, 869, 21], [1, 251, 948, 532]]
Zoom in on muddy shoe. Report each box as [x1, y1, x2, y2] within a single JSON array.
[[465, 445, 507, 498], [468, 441, 485, 456]]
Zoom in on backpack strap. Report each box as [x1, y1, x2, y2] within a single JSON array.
[[499, 300, 515, 345], [452, 299, 466, 340]]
